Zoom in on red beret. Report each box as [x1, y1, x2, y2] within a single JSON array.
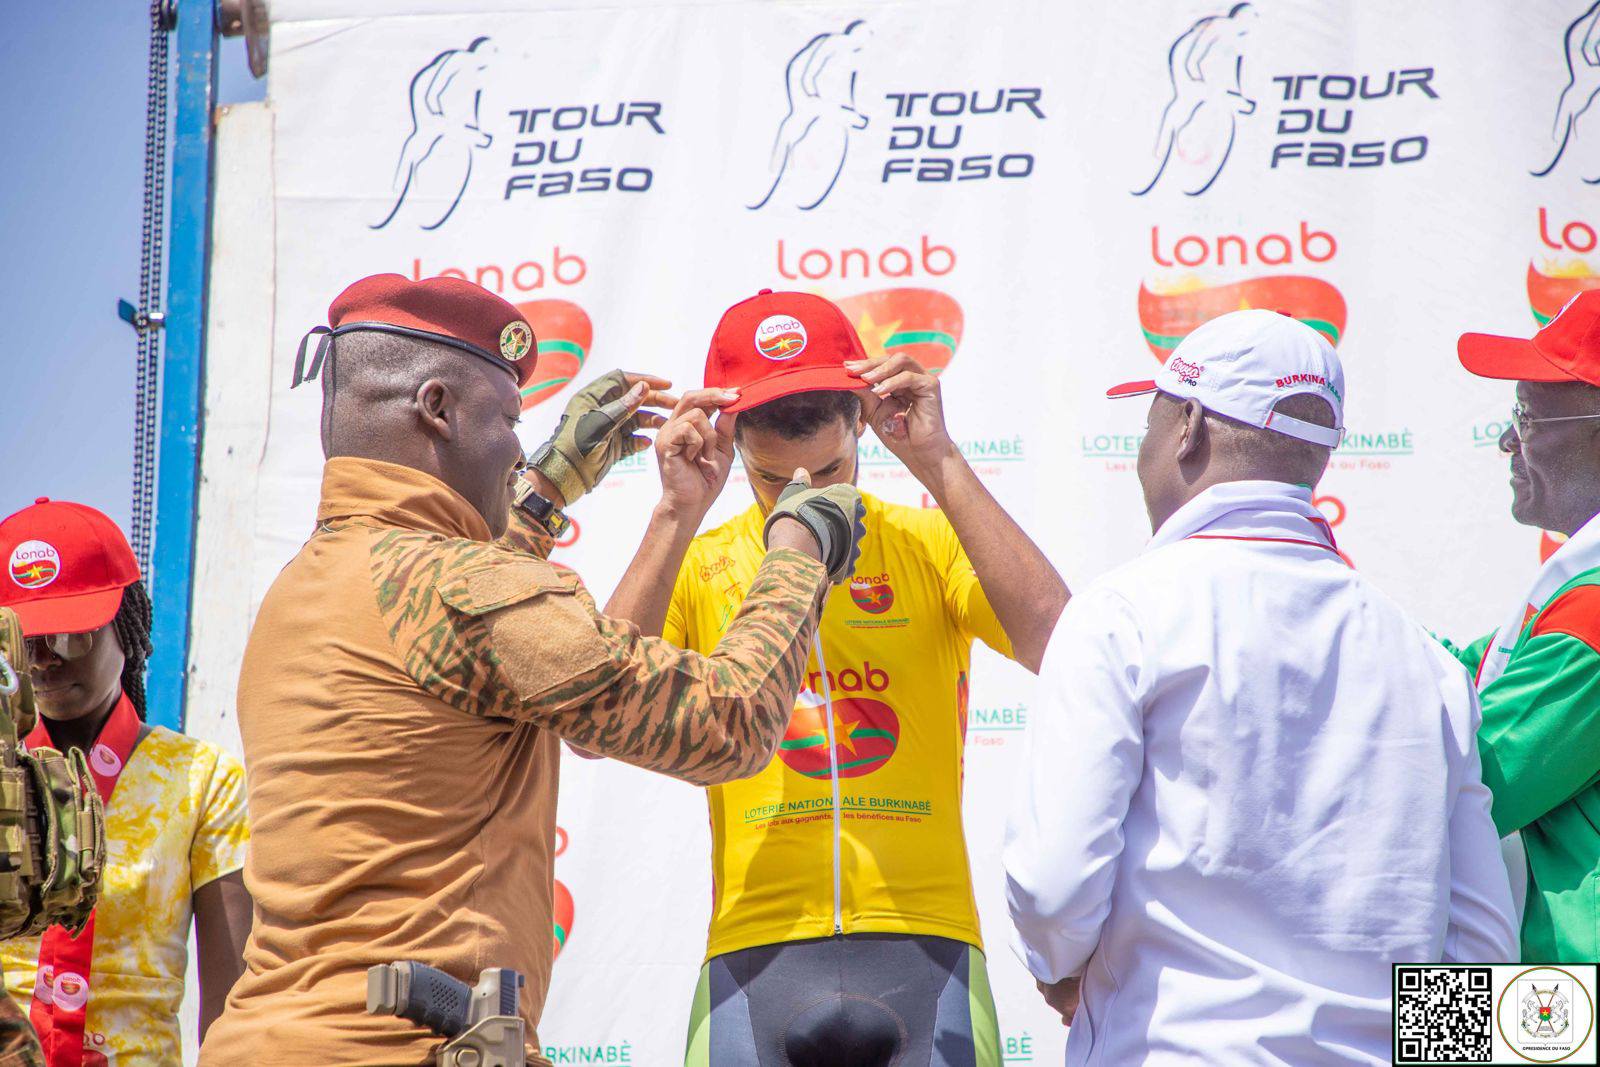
[[291, 274, 538, 389]]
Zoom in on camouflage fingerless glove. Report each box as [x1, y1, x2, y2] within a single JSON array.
[[762, 482, 868, 585], [528, 370, 642, 505]]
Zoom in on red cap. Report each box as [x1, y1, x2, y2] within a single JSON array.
[[0, 499, 140, 636], [1459, 289, 1600, 387], [705, 290, 867, 413], [295, 273, 539, 389]]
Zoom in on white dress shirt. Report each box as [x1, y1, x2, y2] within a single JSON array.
[[1004, 481, 1516, 1065]]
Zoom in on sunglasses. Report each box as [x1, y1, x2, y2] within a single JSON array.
[[25, 631, 98, 662]]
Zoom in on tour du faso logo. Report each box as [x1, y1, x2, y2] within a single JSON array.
[[9, 540, 60, 590], [373, 36, 497, 231], [1133, 3, 1437, 197], [512, 298, 593, 409], [748, 17, 1044, 211], [1139, 221, 1347, 360], [849, 573, 894, 614], [373, 34, 665, 229], [755, 315, 808, 361], [779, 665, 898, 778], [1531, 1, 1600, 182]]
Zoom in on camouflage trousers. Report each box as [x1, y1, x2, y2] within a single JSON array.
[[0, 995, 41, 1067]]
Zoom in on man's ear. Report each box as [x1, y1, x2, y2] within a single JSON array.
[[414, 378, 457, 442], [1175, 399, 1206, 463]]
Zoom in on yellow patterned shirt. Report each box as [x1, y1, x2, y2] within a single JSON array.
[[0, 727, 250, 1066]]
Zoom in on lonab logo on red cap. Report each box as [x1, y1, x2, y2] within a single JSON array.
[[8, 541, 59, 590], [755, 315, 808, 361]]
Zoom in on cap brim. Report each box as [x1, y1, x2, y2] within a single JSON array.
[[8, 587, 125, 638], [1458, 333, 1575, 383], [1106, 379, 1158, 399], [723, 366, 865, 413]]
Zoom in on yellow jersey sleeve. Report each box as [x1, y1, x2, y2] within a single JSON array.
[[190, 743, 250, 892], [931, 513, 1016, 661]]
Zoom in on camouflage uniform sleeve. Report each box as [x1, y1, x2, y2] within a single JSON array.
[[494, 501, 557, 560], [0, 992, 42, 1067], [372, 532, 826, 785]]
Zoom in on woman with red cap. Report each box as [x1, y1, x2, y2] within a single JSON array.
[[0, 499, 251, 1066]]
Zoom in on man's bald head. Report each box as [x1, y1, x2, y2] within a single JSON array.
[[320, 329, 527, 537]]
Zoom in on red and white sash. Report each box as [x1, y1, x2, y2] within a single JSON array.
[[23, 693, 140, 1067]]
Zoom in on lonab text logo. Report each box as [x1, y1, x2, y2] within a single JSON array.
[[1139, 220, 1346, 360], [1531, 207, 1600, 326]]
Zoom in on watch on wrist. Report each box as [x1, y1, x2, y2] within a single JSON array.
[[513, 478, 571, 538]]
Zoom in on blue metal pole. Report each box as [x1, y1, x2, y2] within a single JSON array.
[[147, 0, 219, 734]]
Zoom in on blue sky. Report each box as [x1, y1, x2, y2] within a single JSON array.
[[0, 3, 263, 530]]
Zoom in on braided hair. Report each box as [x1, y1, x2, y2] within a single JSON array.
[[111, 581, 153, 721]]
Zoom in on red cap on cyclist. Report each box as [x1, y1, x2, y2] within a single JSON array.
[[0, 499, 141, 636], [705, 290, 868, 412]]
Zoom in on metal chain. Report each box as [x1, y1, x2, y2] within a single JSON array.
[[131, 0, 172, 573]]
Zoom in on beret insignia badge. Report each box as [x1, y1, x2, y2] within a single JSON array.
[[500, 320, 533, 361]]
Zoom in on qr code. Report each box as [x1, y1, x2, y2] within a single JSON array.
[[1395, 965, 1493, 1063]]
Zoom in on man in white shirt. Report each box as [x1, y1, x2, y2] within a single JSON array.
[[1003, 310, 1517, 1065]]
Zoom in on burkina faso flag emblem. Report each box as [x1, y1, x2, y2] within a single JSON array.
[[778, 690, 899, 779], [1137, 275, 1346, 360], [835, 288, 963, 374]]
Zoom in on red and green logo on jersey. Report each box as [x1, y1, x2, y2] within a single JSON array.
[[849, 574, 895, 615], [778, 691, 899, 778], [513, 298, 593, 410]]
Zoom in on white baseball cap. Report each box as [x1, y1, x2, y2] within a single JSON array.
[[1107, 309, 1346, 447]]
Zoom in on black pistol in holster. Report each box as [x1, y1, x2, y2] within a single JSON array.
[[367, 961, 527, 1067]]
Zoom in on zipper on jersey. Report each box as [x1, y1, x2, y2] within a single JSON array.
[[813, 630, 843, 935]]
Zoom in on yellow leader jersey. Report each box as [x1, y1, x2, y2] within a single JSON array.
[[665, 493, 1014, 960]]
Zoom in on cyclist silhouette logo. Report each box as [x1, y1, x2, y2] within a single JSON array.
[[372, 36, 498, 231], [1133, 3, 1259, 197], [1532, 0, 1600, 181], [749, 19, 873, 211]]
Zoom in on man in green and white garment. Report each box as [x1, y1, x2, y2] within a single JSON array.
[[1451, 289, 1600, 963]]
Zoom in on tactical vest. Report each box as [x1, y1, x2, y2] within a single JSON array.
[[0, 608, 103, 939]]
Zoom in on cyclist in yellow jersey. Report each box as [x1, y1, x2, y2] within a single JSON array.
[[603, 291, 1069, 1067]]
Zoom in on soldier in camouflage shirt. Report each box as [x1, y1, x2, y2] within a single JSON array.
[[201, 275, 859, 1066]]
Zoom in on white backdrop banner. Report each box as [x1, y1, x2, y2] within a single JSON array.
[[206, 1, 1600, 1062]]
